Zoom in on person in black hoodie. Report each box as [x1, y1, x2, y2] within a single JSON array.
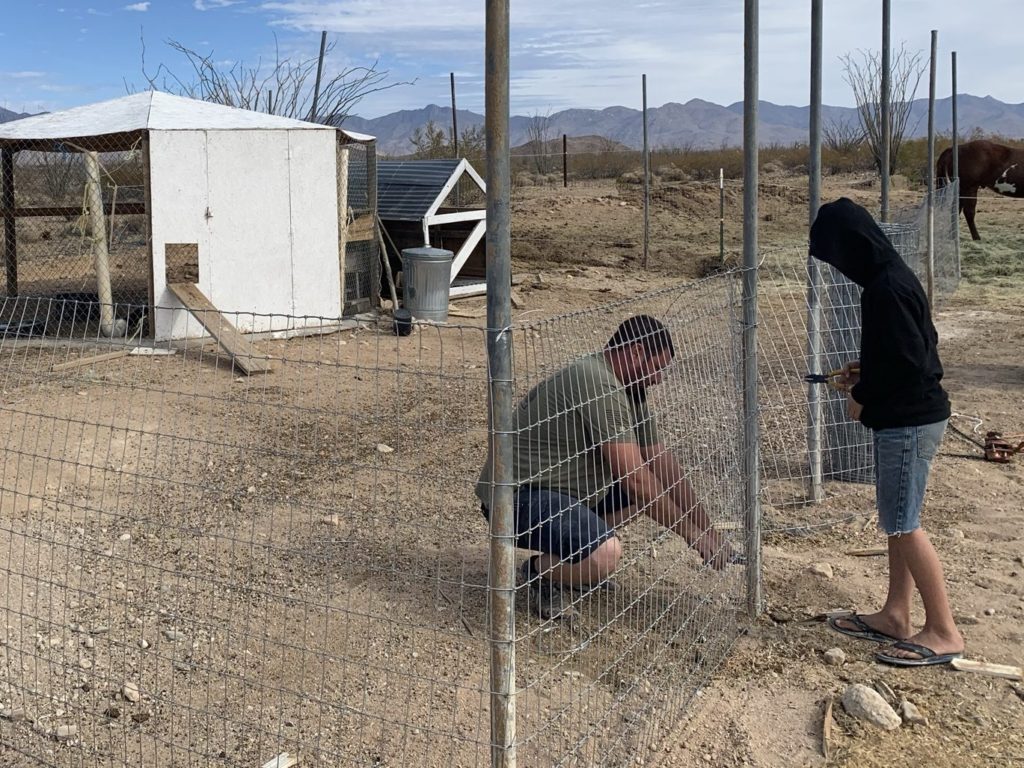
[[810, 198, 963, 667]]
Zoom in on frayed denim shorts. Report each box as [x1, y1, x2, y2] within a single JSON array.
[[873, 419, 947, 536]]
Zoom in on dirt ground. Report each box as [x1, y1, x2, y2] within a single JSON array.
[[0, 173, 1021, 767], [508, 177, 1024, 766]]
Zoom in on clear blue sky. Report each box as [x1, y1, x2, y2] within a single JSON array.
[[2, 1, 1021, 119]]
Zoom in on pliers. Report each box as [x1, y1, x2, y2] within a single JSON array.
[[804, 367, 860, 386]]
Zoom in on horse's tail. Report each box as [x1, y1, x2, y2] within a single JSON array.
[[935, 146, 954, 189]]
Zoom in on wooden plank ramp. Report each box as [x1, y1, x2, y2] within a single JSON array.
[[167, 283, 272, 375]]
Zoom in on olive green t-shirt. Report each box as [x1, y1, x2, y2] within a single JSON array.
[[476, 352, 659, 507]]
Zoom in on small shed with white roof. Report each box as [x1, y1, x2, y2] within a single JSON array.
[[0, 91, 375, 342]]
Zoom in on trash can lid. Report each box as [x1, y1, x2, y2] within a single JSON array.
[[401, 247, 454, 262]]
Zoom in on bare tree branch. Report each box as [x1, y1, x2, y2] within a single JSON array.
[[840, 44, 926, 175], [822, 116, 866, 154], [138, 34, 415, 126]]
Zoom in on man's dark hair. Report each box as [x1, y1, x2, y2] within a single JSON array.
[[606, 314, 675, 359]]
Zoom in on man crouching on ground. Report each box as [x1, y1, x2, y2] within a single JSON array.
[[477, 314, 740, 621]]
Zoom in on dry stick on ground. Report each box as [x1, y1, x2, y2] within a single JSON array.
[[51, 349, 132, 372], [822, 698, 833, 759], [950, 659, 1024, 681]]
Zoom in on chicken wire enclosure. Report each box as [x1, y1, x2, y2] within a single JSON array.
[[0, 144, 152, 337], [340, 139, 380, 316]]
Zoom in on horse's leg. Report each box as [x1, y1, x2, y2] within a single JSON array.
[[962, 186, 981, 241]]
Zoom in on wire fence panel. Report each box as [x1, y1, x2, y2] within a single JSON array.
[[503, 277, 748, 766], [0, 305, 495, 767], [756, 180, 960, 525], [0, 274, 752, 768]]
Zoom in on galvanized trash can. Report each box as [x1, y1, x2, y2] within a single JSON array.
[[401, 247, 454, 322]]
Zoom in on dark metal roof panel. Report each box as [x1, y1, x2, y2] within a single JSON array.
[[376, 159, 462, 221]]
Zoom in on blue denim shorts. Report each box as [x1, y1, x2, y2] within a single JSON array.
[[480, 485, 629, 564], [873, 420, 946, 536]]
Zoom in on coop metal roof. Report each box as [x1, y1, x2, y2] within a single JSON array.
[[0, 91, 375, 148], [376, 159, 485, 222]]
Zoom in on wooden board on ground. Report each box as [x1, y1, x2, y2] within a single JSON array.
[[950, 658, 1023, 680], [167, 283, 272, 375]]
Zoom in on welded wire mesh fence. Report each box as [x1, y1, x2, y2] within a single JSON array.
[[0, 302, 494, 767], [756, 181, 960, 526], [504, 279, 747, 766], [0, 272, 750, 767]]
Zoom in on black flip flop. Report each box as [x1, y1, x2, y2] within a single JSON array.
[[827, 614, 902, 644], [875, 640, 964, 667]]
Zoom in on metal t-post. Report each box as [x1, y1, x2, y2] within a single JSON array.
[[485, 0, 516, 765], [743, 0, 762, 618], [926, 30, 937, 307], [880, 0, 891, 221], [807, 0, 824, 504]]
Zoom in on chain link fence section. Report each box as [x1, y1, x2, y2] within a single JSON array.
[[0, 308, 495, 767], [1, 143, 150, 329], [505, 276, 748, 766]]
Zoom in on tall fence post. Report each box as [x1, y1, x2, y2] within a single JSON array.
[[309, 30, 328, 122], [642, 73, 650, 270], [951, 51, 960, 280], [807, 0, 824, 504], [926, 29, 937, 307], [562, 134, 568, 188], [719, 168, 725, 266], [880, 0, 891, 221], [451, 72, 460, 158], [485, 0, 516, 765], [1, 147, 16, 297], [743, 0, 762, 618]]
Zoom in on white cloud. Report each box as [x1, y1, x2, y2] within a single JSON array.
[[4, 71, 46, 79], [194, 0, 243, 9], [124, 2, 150, 10]]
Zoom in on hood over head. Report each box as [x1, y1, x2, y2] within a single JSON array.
[[809, 197, 900, 286]]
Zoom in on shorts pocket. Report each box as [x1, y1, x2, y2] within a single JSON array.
[[915, 421, 946, 461]]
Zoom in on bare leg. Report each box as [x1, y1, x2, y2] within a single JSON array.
[[833, 534, 914, 639], [879, 529, 963, 659], [537, 537, 622, 587]]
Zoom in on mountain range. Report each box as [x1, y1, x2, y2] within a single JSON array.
[[4, 95, 1022, 156], [342, 95, 1024, 155], [0, 106, 31, 123]]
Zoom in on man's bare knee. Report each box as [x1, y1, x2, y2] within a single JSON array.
[[590, 537, 622, 576]]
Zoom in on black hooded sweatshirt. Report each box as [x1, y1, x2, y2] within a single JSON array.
[[809, 197, 950, 430]]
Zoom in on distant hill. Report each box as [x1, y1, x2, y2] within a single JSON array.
[[0, 106, 31, 123], [346, 94, 1024, 155]]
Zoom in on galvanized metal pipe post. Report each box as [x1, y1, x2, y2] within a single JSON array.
[[642, 74, 650, 270], [451, 72, 460, 158], [743, 0, 762, 618], [951, 51, 960, 280], [485, 0, 516, 765], [926, 29, 937, 307], [880, 0, 891, 221], [806, 0, 824, 504]]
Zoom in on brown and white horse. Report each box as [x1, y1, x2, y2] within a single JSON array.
[[936, 139, 1024, 240]]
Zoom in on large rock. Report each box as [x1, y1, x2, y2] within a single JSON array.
[[841, 684, 901, 730]]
